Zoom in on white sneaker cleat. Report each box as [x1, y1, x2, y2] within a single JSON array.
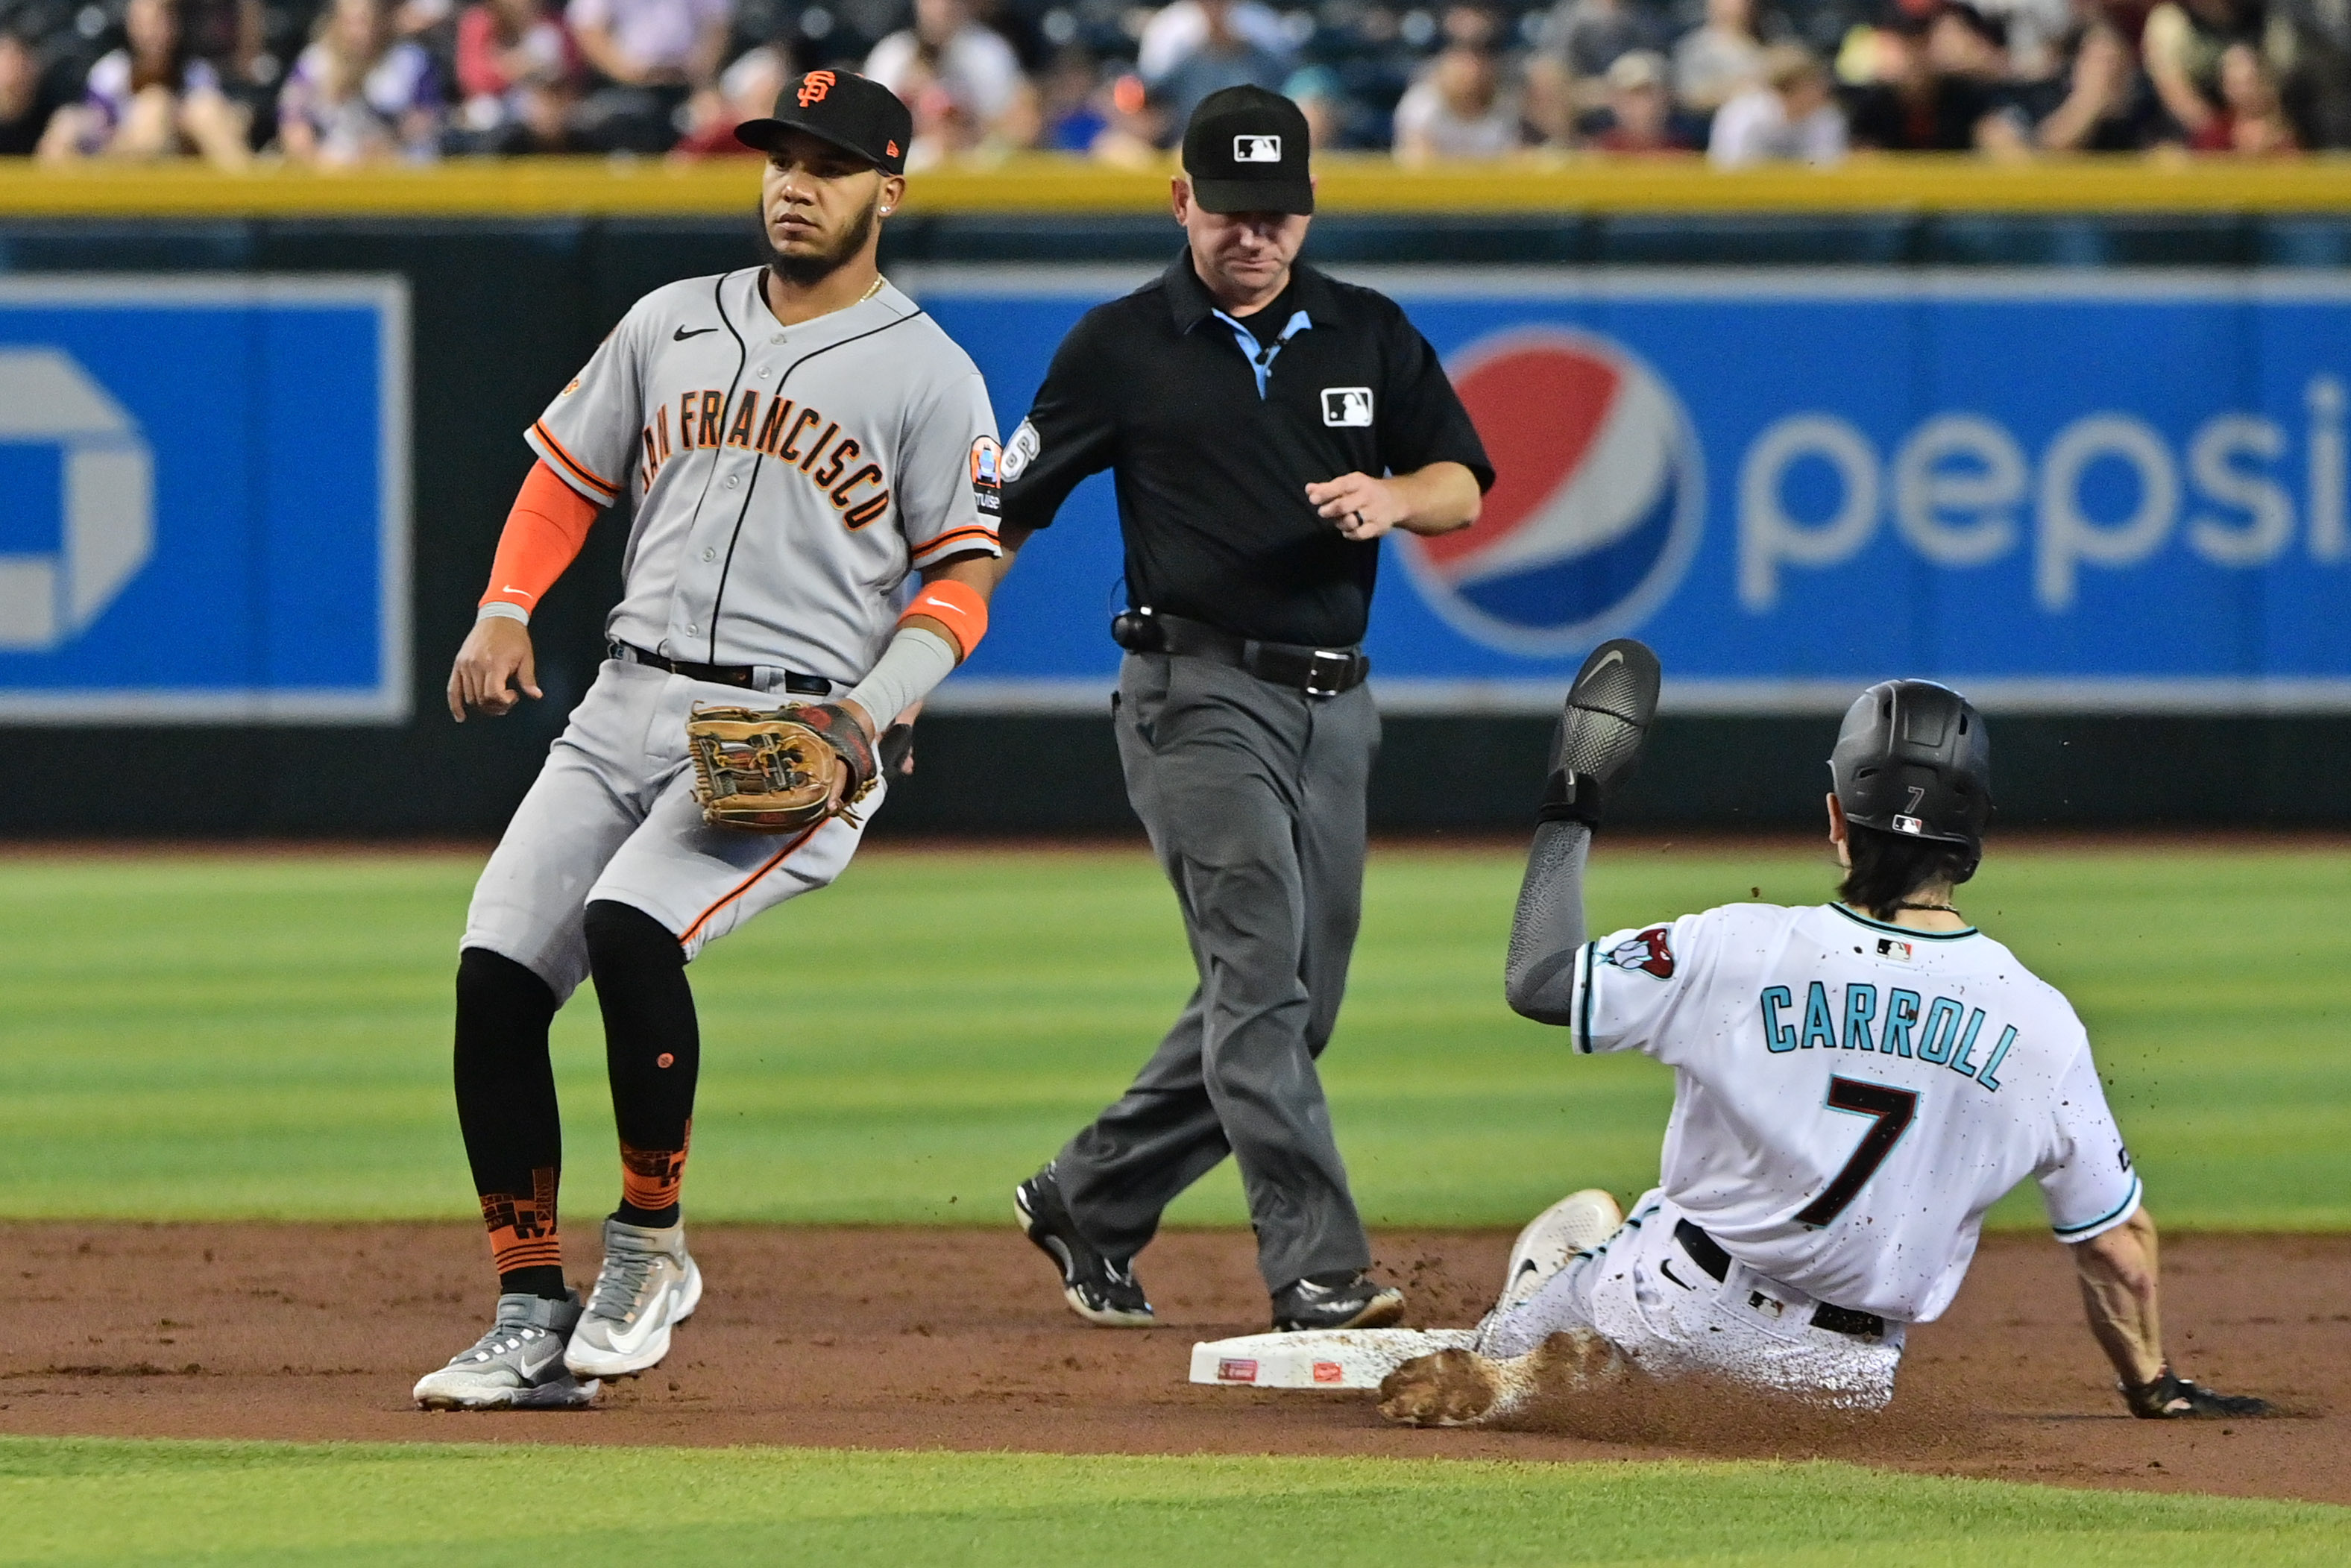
[[562, 1218, 703, 1380], [1497, 1188, 1623, 1312], [412, 1290, 601, 1411]]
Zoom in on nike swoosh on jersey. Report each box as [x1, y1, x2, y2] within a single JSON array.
[[673, 325, 719, 341]]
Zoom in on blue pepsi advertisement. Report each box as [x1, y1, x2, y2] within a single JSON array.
[[908, 266, 2351, 714], [0, 277, 409, 724]]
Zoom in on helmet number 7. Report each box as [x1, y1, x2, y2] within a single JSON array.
[[1795, 1076, 1919, 1228]]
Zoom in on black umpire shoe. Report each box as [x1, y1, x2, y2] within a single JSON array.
[[1541, 638, 1662, 828], [1015, 1165, 1156, 1328], [1271, 1271, 1406, 1332]]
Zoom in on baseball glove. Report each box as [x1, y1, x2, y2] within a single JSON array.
[[685, 702, 879, 834], [2122, 1366, 2271, 1419]]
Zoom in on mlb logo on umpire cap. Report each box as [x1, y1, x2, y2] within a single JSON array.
[[1234, 134, 1282, 161]]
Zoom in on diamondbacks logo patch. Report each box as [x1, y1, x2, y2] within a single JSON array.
[[1605, 926, 1675, 979]]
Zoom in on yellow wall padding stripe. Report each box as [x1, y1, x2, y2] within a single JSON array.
[[2, 153, 2348, 219]]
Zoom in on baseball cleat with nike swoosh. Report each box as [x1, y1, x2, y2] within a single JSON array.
[[562, 1218, 703, 1379], [1495, 1188, 1623, 1313], [412, 1288, 601, 1411], [1541, 638, 1661, 828]]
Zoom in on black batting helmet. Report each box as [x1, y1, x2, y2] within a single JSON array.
[[1829, 680, 1992, 872]]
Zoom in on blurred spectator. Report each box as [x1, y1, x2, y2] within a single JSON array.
[[1586, 46, 1701, 149], [1284, 61, 1354, 147], [2141, 0, 2266, 143], [2204, 39, 2301, 149], [38, 0, 251, 163], [0, 28, 61, 155], [448, 0, 581, 151], [1708, 41, 1845, 163], [1672, 0, 1765, 113], [2036, 22, 2171, 148], [2272, 0, 2351, 147], [277, 0, 442, 162], [1393, 31, 1524, 160], [1145, 0, 1292, 136], [667, 34, 785, 156], [1135, 0, 1291, 80], [1846, 8, 2030, 154], [1036, 42, 1104, 148], [1971, 0, 2071, 80], [865, 0, 1032, 151], [565, 0, 729, 152], [1526, 0, 1668, 141]]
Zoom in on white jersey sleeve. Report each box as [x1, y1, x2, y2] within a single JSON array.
[[894, 368, 1001, 571], [2038, 1045, 2144, 1244], [525, 303, 651, 509], [1567, 910, 1723, 1059]]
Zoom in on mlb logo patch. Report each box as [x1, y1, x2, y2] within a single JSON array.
[[1322, 387, 1373, 426], [1877, 936, 1913, 962], [1892, 814, 1927, 835], [1233, 134, 1282, 162]]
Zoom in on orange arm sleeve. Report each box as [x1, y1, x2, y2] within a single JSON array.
[[478, 460, 601, 616], [898, 578, 989, 661]]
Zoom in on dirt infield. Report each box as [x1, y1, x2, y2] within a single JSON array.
[[4, 1224, 2339, 1505]]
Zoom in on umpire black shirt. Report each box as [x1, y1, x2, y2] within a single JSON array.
[[997, 252, 1494, 648]]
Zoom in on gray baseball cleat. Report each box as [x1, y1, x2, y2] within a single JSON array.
[[1541, 639, 1662, 828], [562, 1218, 703, 1379], [412, 1289, 601, 1411]]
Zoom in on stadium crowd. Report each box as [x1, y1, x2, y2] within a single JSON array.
[[1, 0, 2344, 166]]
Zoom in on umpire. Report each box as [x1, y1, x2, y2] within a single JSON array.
[[1003, 86, 1493, 1333]]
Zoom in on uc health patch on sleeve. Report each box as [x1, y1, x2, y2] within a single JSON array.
[[1605, 926, 1676, 979]]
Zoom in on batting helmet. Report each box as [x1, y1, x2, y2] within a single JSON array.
[[1829, 680, 1992, 864]]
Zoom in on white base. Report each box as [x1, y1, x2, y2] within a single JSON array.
[[1189, 1328, 1478, 1390]]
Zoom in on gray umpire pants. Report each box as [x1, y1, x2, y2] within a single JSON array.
[[1054, 649, 1379, 1294]]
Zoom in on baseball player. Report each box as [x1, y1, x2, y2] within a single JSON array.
[[1380, 648, 2271, 1426], [413, 71, 1007, 1411]]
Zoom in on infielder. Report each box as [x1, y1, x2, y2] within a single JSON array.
[[415, 72, 1007, 1411], [1380, 649, 2270, 1425]]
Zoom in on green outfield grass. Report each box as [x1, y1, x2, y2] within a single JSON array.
[[4, 1438, 2346, 1567], [0, 843, 2344, 1229]]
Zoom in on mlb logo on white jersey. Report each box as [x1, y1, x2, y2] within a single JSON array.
[[1234, 134, 1282, 162], [1323, 387, 1373, 426]]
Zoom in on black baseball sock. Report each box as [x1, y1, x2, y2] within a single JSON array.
[[583, 899, 700, 1229], [453, 947, 569, 1300]]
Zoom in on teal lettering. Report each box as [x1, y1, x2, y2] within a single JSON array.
[[1761, 986, 1797, 1052], [1948, 1008, 1987, 1079], [1977, 1024, 2018, 1091], [1883, 989, 1922, 1057], [1842, 983, 1878, 1052], [1917, 996, 1963, 1064], [1800, 981, 1837, 1051]]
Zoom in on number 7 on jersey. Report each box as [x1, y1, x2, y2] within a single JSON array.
[[1795, 1076, 1919, 1228]]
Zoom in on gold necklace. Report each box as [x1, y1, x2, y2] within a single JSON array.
[[860, 275, 885, 302]]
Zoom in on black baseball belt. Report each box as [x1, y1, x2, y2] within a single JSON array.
[[610, 640, 832, 696], [1119, 611, 1370, 699], [1673, 1220, 1888, 1339]]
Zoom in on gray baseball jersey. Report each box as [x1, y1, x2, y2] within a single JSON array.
[[526, 268, 1002, 681]]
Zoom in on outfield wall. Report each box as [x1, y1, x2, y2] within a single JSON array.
[[1, 162, 2347, 835]]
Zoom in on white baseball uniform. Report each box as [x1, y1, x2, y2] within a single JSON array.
[[1485, 900, 2142, 1407], [465, 268, 1001, 998]]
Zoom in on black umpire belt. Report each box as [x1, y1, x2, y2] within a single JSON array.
[[611, 640, 831, 696], [1126, 611, 1369, 698], [1673, 1219, 1888, 1339]]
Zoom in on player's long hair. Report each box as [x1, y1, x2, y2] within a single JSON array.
[[1839, 822, 1977, 920]]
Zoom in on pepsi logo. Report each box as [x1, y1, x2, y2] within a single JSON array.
[[1402, 328, 1705, 656]]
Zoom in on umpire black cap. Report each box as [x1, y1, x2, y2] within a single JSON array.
[[1182, 86, 1314, 215], [736, 70, 912, 176], [1830, 679, 1992, 858]]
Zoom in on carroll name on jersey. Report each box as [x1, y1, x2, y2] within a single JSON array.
[[1759, 982, 2018, 1091], [634, 388, 889, 528]]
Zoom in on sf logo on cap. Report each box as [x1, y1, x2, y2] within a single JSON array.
[[799, 69, 836, 107], [1233, 134, 1282, 162]]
